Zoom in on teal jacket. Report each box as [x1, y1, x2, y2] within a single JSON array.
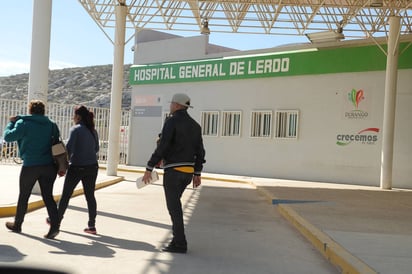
[[3, 114, 59, 167]]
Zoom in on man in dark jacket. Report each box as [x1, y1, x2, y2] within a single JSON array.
[[143, 93, 206, 254]]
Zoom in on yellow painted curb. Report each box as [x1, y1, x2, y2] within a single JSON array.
[[255, 186, 377, 274]]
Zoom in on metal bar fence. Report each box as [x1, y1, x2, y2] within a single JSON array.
[[0, 99, 130, 164]]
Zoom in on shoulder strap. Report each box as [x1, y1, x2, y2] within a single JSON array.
[[51, 122, 60, 144]]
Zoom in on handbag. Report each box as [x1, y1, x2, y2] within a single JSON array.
[[52, 138, 69, 175], [51, 124, 69, 175]]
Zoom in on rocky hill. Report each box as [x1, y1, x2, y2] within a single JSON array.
[[0, 64, 132, 109]]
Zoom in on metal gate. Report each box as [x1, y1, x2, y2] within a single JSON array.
[[0, 99, 130, 164]]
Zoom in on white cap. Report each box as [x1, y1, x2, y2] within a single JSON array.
[[171, 93, 193, 108]]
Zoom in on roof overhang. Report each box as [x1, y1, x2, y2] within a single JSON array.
[[78, 0, 412, 45]]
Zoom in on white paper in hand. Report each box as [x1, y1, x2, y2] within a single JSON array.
[[136, 171, 159, 189]]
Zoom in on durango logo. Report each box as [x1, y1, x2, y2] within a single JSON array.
[[336, 128, 379, 146], [345, 88, 368, 119], [349, 88, 364, 109]]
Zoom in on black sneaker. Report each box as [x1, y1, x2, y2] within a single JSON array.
[[84, 227, 97, 235], [44, 227, 59, 239], [162, 242, 187, 254], [5, 222, 21, 233]]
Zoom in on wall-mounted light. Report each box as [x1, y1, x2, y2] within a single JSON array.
[[201, 18, 210, 35], [306, 31, 344, 43], [369, 0, 383, 7], [306, 21, 345, 43]]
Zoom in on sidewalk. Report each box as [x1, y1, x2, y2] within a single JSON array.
[[0, 163, 123, 217], [0, 163, 411, 274], [251, 178, 412, 274]]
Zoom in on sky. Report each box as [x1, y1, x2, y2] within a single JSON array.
[[0, 1, 307, 77]]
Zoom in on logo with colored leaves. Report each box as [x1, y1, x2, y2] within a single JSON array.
[[344, 88, 368, 119], [348, 88, 364, 109], [336, 128, 379, 146]]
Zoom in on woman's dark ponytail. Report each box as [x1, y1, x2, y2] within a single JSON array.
[[74, 105, 95, 132]]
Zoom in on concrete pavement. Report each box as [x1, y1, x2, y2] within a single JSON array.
[[0, 163, 411, 273], [252, 178, 412, 274]]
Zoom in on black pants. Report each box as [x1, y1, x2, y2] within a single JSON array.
[[15, 164, 58, 227], [58, 164, 98, 227], [163, 169, 193, 247]]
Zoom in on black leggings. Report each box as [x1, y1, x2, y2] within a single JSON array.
[[58, 164, 98, 227], [15, 164, 58, 226]]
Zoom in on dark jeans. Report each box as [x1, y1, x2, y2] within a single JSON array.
[[15, 164, 58, 227], [163, 169, 193, 247], [58, 164, 98, 227]]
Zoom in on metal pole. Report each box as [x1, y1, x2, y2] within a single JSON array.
[[28, 0, 53, 195], [106, 4, 126, 176], [28, 0, 52, 103], [380, 16, 401, 190]]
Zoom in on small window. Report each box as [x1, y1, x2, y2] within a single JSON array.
[[221, 111, 242, 137], [201, 111, 219, 136], [275, 110, 299, 139], [250, 110, 272, 138]]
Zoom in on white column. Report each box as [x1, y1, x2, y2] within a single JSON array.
[[29, 0, 53, 195], [380, 16, 401, 190], [28, 0, 52, 103], [106, 4, 127, 176]]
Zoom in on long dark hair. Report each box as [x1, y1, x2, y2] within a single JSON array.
[[74, 105, 95, 132]]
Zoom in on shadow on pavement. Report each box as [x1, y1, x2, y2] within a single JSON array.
[[66, 204, 170, 230], [148, 184, 339, 274], [63, 230, 157, 252], [0, 245, 26, 262], [20, 233, 116, 258]]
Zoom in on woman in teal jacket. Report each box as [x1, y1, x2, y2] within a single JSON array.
[[3, 100, 60, 239]]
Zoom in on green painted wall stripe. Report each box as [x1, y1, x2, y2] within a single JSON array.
[[129, 42, 412, 85]]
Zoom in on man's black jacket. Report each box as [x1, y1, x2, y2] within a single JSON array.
[[146, 109, 206, 176]]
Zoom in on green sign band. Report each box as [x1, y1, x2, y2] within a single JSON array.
[[129, 43, 412, 85]]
